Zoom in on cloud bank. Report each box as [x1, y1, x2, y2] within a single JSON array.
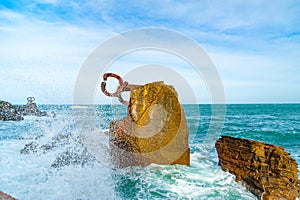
[[0, 0, 299, 104]]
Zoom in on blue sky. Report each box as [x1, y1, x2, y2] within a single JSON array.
[[0, 0, 300, 104]]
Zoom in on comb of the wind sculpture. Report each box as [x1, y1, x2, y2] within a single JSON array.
[[101, 73, 190, 168]]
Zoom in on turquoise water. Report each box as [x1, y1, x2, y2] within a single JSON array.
[[0, 104, 299, 199]]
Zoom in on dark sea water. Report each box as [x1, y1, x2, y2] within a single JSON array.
[[0, 104, 299, 199]]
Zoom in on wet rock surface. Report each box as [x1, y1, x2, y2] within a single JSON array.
[[20, 134, 71, 154], [51, 148, 95, 168], [215, 136, 300, 200], [109, 81, 190, 168], [0, 191, 17, 200], [0, 100, 23, 121], [20, 133, 95, 168], [0, 98, 47, 121]]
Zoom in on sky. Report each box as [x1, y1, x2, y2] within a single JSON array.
[[0, 0, 299, 104]]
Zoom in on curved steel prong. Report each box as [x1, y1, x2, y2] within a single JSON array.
[[101, 72, 141, 104], [101, 73, 124, 97], [117, 93, 129, 105], [103, 73, 123, 85]]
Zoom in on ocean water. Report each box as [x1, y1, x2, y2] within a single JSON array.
[[0, 104, 299, 199]]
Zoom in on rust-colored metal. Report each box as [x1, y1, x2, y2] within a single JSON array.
[[101, 73, 140, 105], [101, 73, 124, 97]]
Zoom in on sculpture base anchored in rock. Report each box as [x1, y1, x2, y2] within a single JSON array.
[[216, 136, 300, 200], [102, 75, 190, 168]]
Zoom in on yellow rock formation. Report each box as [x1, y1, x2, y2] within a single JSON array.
[[109, 82, 190, 168], [216, 136, 300, 200]]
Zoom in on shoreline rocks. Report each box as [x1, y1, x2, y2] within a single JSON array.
[[0, 98, 47, 121], [0, 101, 23, 121], [215, 136, 300, 200]]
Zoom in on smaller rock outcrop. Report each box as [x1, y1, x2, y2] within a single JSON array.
[[0, 191, 17, 200], [0, 97, 47, 121], [215, 136, 300, 200], [22, 97, 47, 117]]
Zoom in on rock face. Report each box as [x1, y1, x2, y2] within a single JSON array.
[[0, 100, 23, 121], [0, 191, 17, 200], [20, 133, 95, 168], [0, 98, 47, 121], [215, 136, 300, 200], [109, 81, 190, 168]]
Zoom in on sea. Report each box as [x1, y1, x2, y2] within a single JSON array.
[[0, 104, 299, 200]]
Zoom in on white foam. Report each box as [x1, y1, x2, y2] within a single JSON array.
[[0, 105, 259, 199]]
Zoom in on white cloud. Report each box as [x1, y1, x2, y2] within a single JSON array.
[[0, 10, 23, 20], [0, 9, 114, 104], [208, 48, 300, 103], [0, 1, 299, 104]]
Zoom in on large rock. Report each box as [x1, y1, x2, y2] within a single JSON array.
[[0, 100, 23, 121], [215, 136, 300, 200], [109, 81, 190, 168], [0, 98, 47, 121]]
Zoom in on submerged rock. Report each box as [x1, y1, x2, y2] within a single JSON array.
[[20, 141, 39, 154], [21, 133, 96, 168], [0, 98, 47, 121], [215, 136, 300, 200], [108, 81, 190, 168], [51, 148, 95, 168], [20, 133, 74, 154]]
